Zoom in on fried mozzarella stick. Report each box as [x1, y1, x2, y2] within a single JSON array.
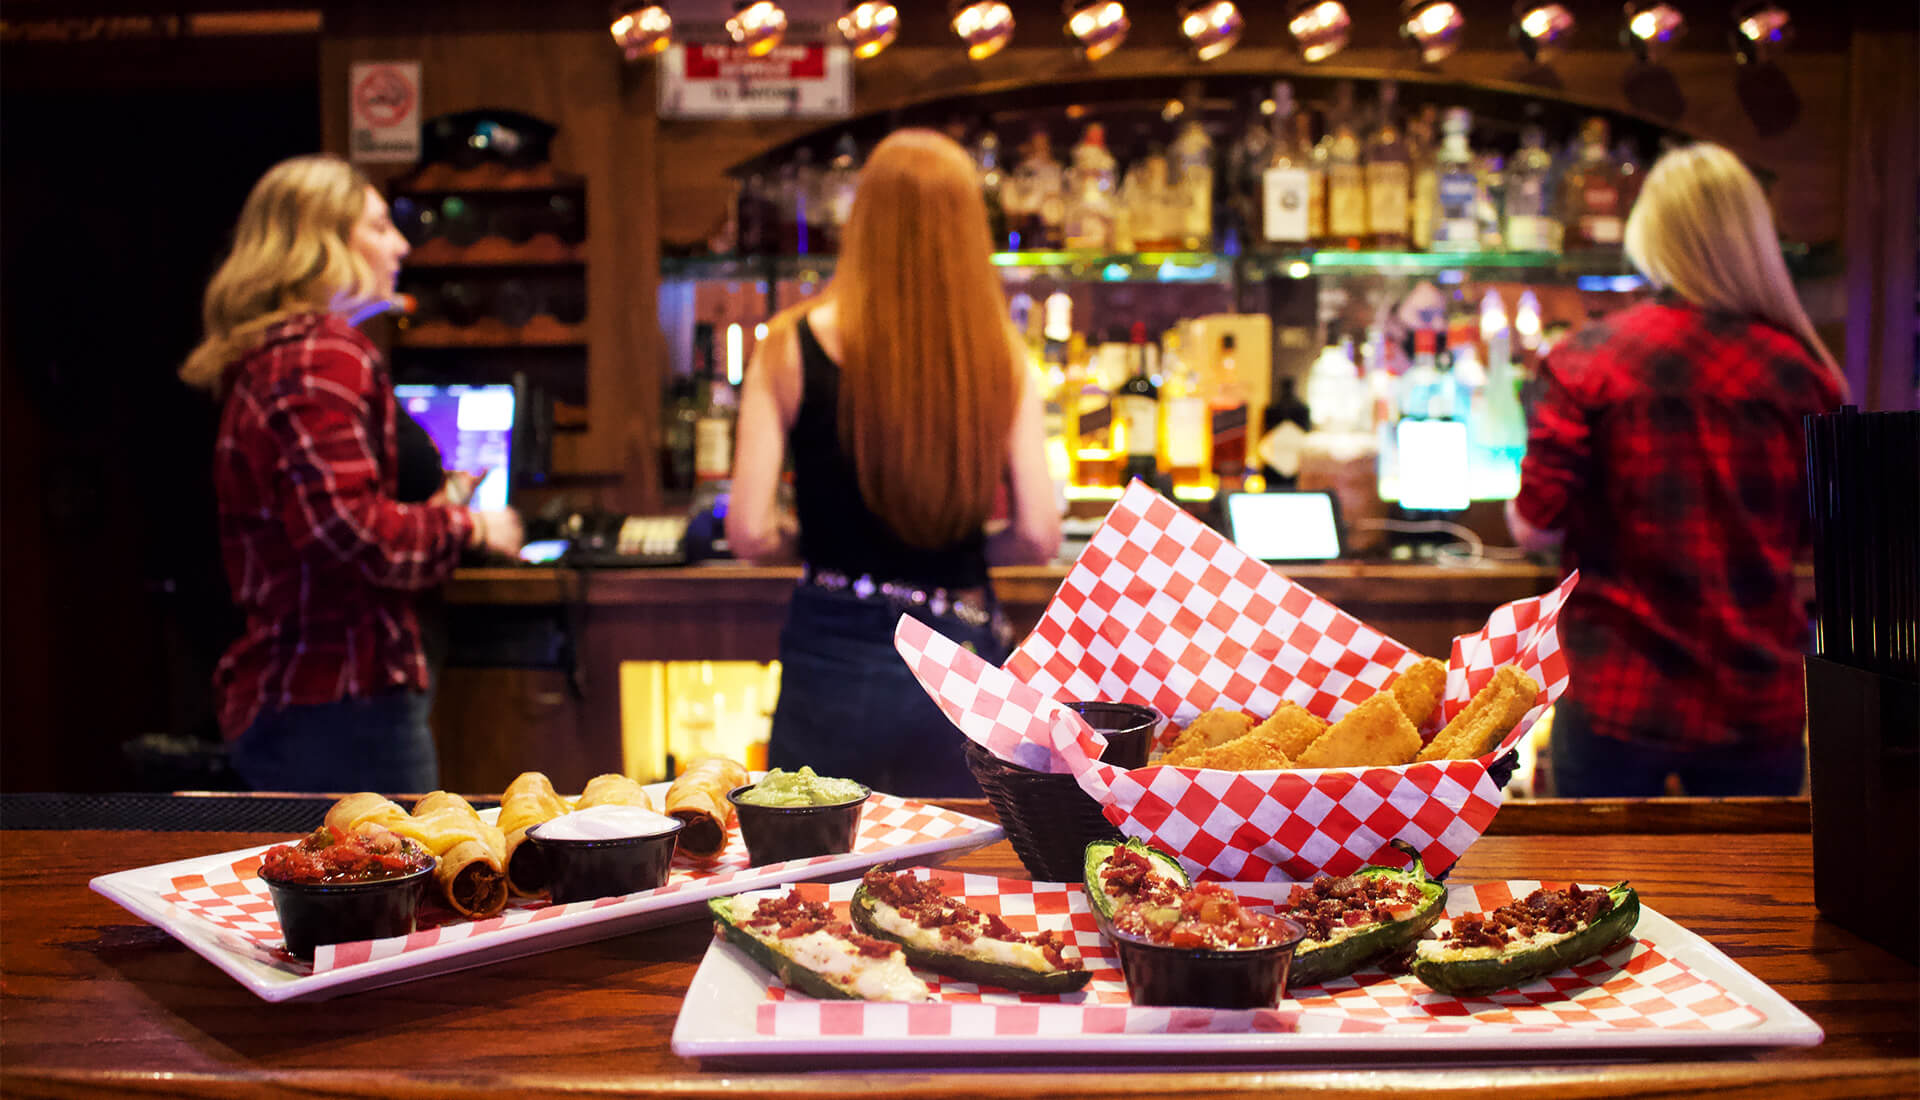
[[1388, 658, 1448, 730], [665, 756, 749, 860], [1417, 666, 1542, 762], [498, 772, 573, 897], [1295, 691, 1423, 769], [1162, 709, 1255, 765]]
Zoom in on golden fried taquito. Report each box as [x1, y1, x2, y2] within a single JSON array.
[[323, 793, 409, 835], [575, 773, 655, 812], [499, 772, 572, 898], [1162, 709, 1256, 765], [1418, 666, 1541, 762], [385, 795, 509, 919], [1295, 692, 1423, 769], [665, 756, 749, 860], [1388, 657, 1448, 730]]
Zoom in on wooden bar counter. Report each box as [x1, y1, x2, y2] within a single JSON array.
[[434, 561, 1566, 790], [2, 799, 1914, 1098]]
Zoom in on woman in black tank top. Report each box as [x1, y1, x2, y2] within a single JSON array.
[[726, 131, 1062, 797]]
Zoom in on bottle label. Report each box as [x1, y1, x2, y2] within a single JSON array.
[[1328, 166, 1367, 237], [1580, 215, 1623, 245], [1307, 171, 1326, 239], [1165, 396, 1208, 467], [1365, 162, 1410, 236], [1258, 421, 1308, 479], [1507, 214, 1554, 251], [1115, 395, 1157, 457], [1261, 167, 1311, 243], [694, 419, 732, 481]]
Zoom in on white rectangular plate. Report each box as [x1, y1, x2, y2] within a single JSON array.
[[89, 786, 1002, 1003], [671, 874, 1822, 1060]]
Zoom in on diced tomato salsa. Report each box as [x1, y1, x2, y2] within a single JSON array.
[[1112, 881, 1300, 950], [259, 825, 434, 885]]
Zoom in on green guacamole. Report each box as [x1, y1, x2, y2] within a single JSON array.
[[737, 766, 867, 807]]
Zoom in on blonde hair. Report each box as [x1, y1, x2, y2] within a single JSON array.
[[180, 154, 383, 391], [1623, 142, 1840, 383], [781, 129, 1019, 549]]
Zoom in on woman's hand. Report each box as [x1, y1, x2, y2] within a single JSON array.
[[433, 469, 484, 508], [468, 508, 525, 558]]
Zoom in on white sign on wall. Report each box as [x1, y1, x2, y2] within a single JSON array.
[[658, 43, 851, 120], [348, 60, 422, 163]]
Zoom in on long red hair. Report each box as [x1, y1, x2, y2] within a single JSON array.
[[791, 128, 1019, 549]]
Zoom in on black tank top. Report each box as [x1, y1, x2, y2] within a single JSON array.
[[790, 316, 990, 589]]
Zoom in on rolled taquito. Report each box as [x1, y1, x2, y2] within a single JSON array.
[[384, 793, 509, 919], [574, 773, 655, 812], [663, 756, 749, 860], [323, 792, 409, 836], [498, 772, 572, 897]]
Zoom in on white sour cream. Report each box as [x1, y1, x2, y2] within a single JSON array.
[[535, 804, 680, 842]]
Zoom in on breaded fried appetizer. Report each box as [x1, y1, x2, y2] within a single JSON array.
[[1162, 708, 1255, 765], [1294, 692, 1423, 769], [1246, 701, 1329, 761], [1387, 657, 1448, 729], [1417, 665, 1543, 762], [1187, 726, 1296, 771]]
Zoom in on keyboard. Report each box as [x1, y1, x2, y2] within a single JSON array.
[[561, 514, 690, 567]]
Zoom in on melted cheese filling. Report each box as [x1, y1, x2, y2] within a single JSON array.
[[1415, 923, 1581, 963], [868, 899, 1054, 973], [729, 897, 928, 1001]]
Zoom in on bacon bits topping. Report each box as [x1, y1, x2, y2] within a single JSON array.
[[1439, 885, 1614, 950], [1278, 872, 1428, 941], [748, 887, 895, 958], [1100, 845, 1185, 909], [862, 868, 1080, 971]]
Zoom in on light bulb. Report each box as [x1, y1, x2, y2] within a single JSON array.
[[1401, 0, 1466, 64], [1180, 0, 1243, 62], [1732, 1, 1791, 63], [1066, 1, 1130, 62], [727, 0, 788, 57], [1512, 2, 1575, 60], [1622, 1, 1685, 60], [950, 0, 1015, 60], [1288, 0, 1351, 62], [838, 2, 900, 60], [609, 3, 672, 60]]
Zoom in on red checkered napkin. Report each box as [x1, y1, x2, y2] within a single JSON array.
[[896, 480, 1579, 879], [744, 874, 1766, 1040], [154, 794, 985, 974]]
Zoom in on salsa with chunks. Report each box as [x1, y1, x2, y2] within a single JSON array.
[[259, 825, 434, 885]]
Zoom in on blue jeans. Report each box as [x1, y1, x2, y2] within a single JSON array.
[[228, 691, 439, 794], [767, 586, 1008, 798], [1548, 699, 1806, 798]]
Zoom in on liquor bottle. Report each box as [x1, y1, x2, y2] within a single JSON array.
[[1323, 83, 1368, 249], [692, 323, 736, 493], [1168, 117, 1215, 251], [1474, 289, 1527, 499], [775, 148, 819, 254], [973, 131, 1009, 250], [1503, 125, 1560, 253], [1258, 376, 1312, 489], [1259, 81, 1313, 249], [1065, 124, 1118, 251], [1431, 108, 1481, 253], [821, 134, 860, 254], [1210, 332, 1249, 488], [1225, 89, 1274, 255], [736, 172, 777, 256], [1113, 321, 1160, 483], [1120, 139, 1172, 251], [1157, 327, 1211, 490], [1075, 332, 1117, 489], [661, 370, 699, 495], [1365, 80, 1411, 251], [1614, 139, 1645, 215], [1475, 150, 1507, 251], [1561, 118, 1624, 251], [1297, 108, 1326, 245], [1012, 128, 1066, 251], [1408, 105, 1439, 252]]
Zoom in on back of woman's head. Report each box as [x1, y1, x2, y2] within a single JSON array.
[[824, 128, 1020, 549], [1623, 142, 1838, 377], [181, 154, 381, 391]]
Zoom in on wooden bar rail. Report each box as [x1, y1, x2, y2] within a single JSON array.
[[1, 796, 1911, 1098]]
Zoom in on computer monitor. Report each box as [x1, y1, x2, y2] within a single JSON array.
[[393, 383, 516, 511], [1223, 491, 1344, 562], [1394, 419, 1472, 513]]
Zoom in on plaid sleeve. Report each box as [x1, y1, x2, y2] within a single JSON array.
[[1513, 349, 1592, 533], [266, 345, 471, 590]]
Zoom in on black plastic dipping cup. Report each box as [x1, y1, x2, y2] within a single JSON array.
[[1067, 701, 1159, 770], [258, 864, 434, 960], [727, 783, 870, 868]]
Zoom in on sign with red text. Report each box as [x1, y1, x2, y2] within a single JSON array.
[[348, 61, 421, 163], [658, 43, 850, 120]]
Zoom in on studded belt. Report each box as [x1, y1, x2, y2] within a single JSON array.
[[798, 564, 998, 629]]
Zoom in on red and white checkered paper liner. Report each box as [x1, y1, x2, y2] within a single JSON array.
[[736, 872, 1766, 1040], [897, 481, 1579, 880], [148, 794, 987, 974]]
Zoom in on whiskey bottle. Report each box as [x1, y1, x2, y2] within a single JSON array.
[[1322, 83, 1368, 249], [1561, 118, 1624, 251], [1168, 116, 1215, 251], [1259, 81, 1312, 249], [1364, 80, 1411, 251], [1503, 125, 1560, 253]]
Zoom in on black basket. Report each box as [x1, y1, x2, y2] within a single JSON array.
[[964, 740, 1123, 882]]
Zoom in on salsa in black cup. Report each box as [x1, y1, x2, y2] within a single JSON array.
[[256, 826, 436, 960]]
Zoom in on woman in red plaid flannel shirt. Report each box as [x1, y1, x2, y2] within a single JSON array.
[[180, 155, 523, 793], [1508, 143, 1844, 797]]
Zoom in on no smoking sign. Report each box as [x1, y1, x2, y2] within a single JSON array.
[[349, 61, 421, 163]]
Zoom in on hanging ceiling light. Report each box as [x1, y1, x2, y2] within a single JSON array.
[[1288, 0, 1351, 62], [1180, 1, 1243, 61], [1512, 2, 1575, 60], [1401, 0, 1466, 64], [609, 2, 673, 60], [949, 0, 1015, 60], [727, 0, 787, 57], [1622, 1, 1686, 60], [1731, 1, 1792, 63], [838, 2, 899, 59], [1065, 1, 1130, 61]]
